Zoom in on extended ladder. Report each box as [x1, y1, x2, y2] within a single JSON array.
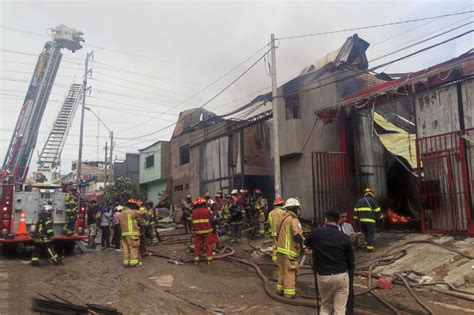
[[37, 83, 83, 181]]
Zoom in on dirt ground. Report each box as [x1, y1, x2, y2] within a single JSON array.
[[0, 229, 473, 315]]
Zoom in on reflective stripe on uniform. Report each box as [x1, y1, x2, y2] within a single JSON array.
[[194, 229, 213, 235], [129, 259, 139, 265], [122, 231, 140, 237], [276, 284, 283, 292], [354, 207, 372, 212], [276, 225, 299, 258], [360, 218, 376, 223], [31, 257, 39, 261], [192, 219, 210, 224], [284, 288, 296, 296]]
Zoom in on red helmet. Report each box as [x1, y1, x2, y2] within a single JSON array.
[[127, 199, 142, 206], [255, 189, 262, 195], [192, 197, 207, 207], [273, 197, 285, 206]]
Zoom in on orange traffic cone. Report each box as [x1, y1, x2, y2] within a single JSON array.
[[15, 209, 28, 238]]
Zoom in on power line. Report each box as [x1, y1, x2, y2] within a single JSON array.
[[90, 77, 183, 102], [282, 30, 473, 103], [89, 96, 178, 116], [370, 21, 473, 63], [370, 4, 473, 48], [369, 14, 473, 59], [115, 45, 271, 136], [278, 10, 474, 40]]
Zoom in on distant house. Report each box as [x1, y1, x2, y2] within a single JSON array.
[[139, 141, 170, 205], [114, 153, 139, 186]]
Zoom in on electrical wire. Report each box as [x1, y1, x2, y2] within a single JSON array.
[[115, 47, 271, 138], [278, 10, 474, 40]]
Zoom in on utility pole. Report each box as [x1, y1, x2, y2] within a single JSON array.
[[271, 33, 281, 198], [77, 51, 94, 192], [109, 131, 113, 185], [104, 141, 108, 187]]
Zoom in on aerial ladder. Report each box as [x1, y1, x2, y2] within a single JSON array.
[[2, 25, 84, 184], [37, 83, 83, 182], [0, 25, 86, 247]]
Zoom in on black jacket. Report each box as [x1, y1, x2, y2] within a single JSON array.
[[304, 224, 355, 275]]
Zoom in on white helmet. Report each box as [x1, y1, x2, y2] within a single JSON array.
[[231, 189, 238, 195], [43, 205, 54, 213], [283, 198, 301, 209]]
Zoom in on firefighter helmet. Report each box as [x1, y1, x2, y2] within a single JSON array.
[[364, 187, 374, 197], [273, 197, 285, 206], [192, 197, 207, 207], [43, 204, 54, 214], [231, 189, 238, 195], [283, 198, 301, 209]]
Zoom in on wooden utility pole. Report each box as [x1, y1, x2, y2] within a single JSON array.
[[109, 131, 113, 185], [271, 33, 281, 198], [77, 51, 93, 191], [104, 141, 108, 186]]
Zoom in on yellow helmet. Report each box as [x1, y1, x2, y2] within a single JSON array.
[[364, 187, 374, 197]]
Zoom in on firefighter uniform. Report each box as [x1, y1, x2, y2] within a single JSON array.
[[146, 205, 159, 246], [254, 190, 268, 235], [229, 190, 244, 244], [353, 188, 382, 252], [268, 198, 285, 262], [31, 209, 60, 266], [63, 192, 78, 236], [275, 200, 304, 298], [119, 204, 142, 267], [191, 197, 214, 265], [181, 196, 193, 233]]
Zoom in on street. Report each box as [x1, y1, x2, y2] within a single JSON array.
[[1, 229, 473, 314]]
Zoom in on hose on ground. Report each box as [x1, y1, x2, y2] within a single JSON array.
[[224, 256, 318, 308], [396, 273, 434, 315], [148, 246, 235, 264]]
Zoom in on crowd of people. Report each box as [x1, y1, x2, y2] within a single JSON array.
[[29, 185, 383, 315]]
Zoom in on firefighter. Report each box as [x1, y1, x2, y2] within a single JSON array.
[[268, 197, 285, 263], [137, 201, 150, 257], [181, 195, 193, 233], [214, 191, 223, 212], [204, 193, 219, 251], [220, 195, 232, 234], [191, 197, 214, 265], [31, 205, 62, 266], [275, 198, 304, 299], [146, 201, 159, 246], [241, 188, 254, 226], [62, 190, 78, 236], [119, 199, 143, 267], [353, 188, 383, 252], [254, 189, 268, 237], [229, 189, 245, 244]]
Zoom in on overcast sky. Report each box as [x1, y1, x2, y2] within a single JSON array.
[[1, 0, 473, 177]]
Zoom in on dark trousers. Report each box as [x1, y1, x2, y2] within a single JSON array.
[[100, 226, 110, 248], [230, 223, 242, 242], [112, 224, 121, 249], [32, 241, 58, 264], [360, 222, 376, 250], [346, 270, 354, 315]]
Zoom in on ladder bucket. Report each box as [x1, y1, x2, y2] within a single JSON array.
[[15, 209, 28, 238]]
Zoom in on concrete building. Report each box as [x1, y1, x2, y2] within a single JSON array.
[[114, 153, 139, 186], [138, 141, 170, 205], [169, 108, 273, 206]]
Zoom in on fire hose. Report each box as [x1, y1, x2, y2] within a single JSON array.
[[148, 246, 235, 264], [396, 273, 434, 315]]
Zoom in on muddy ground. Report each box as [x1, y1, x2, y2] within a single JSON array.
[[0, 229, 473, 314]]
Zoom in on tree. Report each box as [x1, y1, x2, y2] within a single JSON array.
[[104, 176, 145, 204]]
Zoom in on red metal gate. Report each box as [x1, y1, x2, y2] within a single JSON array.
[[312, 152, 354, 225], [416, 128, 474, 235]]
